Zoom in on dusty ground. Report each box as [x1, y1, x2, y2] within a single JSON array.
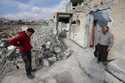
[[1, 0, 125, 83]]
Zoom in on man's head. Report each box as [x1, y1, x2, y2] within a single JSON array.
[[101, 26, 109, 34], [26, 28, 35, 37]]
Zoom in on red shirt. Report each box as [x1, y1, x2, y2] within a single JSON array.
[[8, 31, 32, 53]]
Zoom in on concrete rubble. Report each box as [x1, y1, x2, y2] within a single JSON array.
[[0, 38, 124, 83], [1, 25, 125, 83], [1, 0, 125, 83], [0, 24, 72, 83]]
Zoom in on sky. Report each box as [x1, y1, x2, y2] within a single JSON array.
[[0, 0, 69, 20]]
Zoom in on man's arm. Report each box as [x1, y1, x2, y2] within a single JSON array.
[[95, 31, 101, 45], [8, 34, 21, 46], [108, 34, 114, 51]]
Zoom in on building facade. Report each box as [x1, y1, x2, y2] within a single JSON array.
[[64, 0, 113, 48]]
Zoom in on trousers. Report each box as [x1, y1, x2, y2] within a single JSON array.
[[94, 44, 108, 62], [21, 51, 32, 75]]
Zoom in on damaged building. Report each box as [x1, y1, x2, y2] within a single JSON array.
[[1, 0, 125, 83]]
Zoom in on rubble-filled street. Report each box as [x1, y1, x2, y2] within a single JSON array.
[[0, 0, 125, 83], [1, 24, 125, 83], [0, 24, 73, 83], [1, 38, 125, 83]]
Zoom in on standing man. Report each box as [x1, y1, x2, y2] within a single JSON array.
[[8, 28, 35, 79], [94, 26, 114, 64]]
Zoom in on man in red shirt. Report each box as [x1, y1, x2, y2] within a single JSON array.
[[8, 28, 35, 79]]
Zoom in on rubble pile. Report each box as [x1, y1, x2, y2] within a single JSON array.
[[0, 24, 73, 83], [32, 25, 72, 67], [32, 25, 53, 50], [0, 39, 17, 82]]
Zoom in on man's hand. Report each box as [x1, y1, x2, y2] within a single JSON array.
[[16, 49, 20, 53], [90, 44, 94, 48], [89, 43, 94, 48], [107, 48, 110, 52]]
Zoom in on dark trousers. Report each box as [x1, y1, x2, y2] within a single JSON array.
[[21, 51, 32, 75], [94, 44, 108, 62]]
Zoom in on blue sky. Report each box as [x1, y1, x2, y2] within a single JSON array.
[[0, 0, 69, 20]]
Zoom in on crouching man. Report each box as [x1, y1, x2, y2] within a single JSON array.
[[7, 28, 35, 79], [94, 26, 114, 64]]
